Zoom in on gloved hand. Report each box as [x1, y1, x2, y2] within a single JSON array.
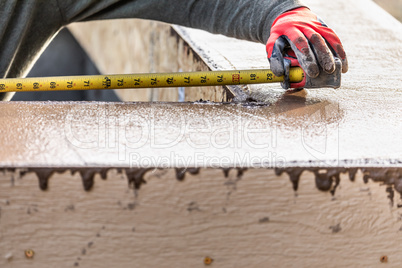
[[266, 7, 348, 89]]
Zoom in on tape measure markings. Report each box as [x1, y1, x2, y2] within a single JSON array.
[[0, 68, 304, 92]]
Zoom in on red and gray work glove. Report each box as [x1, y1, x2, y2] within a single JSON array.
[[266, 7, 348, 89]]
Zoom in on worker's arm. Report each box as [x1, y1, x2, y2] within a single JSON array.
[[0, 0, 63, 101], [58, 0, 305, 44]]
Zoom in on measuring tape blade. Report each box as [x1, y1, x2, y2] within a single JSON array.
[[0, 68, 303, 92]]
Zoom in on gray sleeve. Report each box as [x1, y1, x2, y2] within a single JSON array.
[[0, 0, 63, 100], [58, 0, 306, 44]]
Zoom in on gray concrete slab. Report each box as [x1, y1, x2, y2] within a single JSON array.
[[0, 98, 399, 168]]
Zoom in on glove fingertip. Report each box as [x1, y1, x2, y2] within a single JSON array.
[[305, 64, 320, 79], [323, 60, 336, 74]]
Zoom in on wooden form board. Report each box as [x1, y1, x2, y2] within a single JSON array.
[[1, 168, 402, 268]]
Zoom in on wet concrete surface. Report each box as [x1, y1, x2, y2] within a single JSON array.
[[0, 95, 399, 169]]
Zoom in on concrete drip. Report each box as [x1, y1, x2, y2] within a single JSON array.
[[276, 167, 402, 206], [2, 167, 402, 206], [125, 168, 155, 189], [175, 168, 200, 181], [222, 168, 248, 179], [18, 168, 110, 191]]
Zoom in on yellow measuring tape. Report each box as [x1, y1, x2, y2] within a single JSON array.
[[0, 68, 303, 92]]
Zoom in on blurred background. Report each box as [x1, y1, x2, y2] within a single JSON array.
[[374, 0, 402, 21], [11, 0, 402, 102], [12, 28, 121, 102]]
